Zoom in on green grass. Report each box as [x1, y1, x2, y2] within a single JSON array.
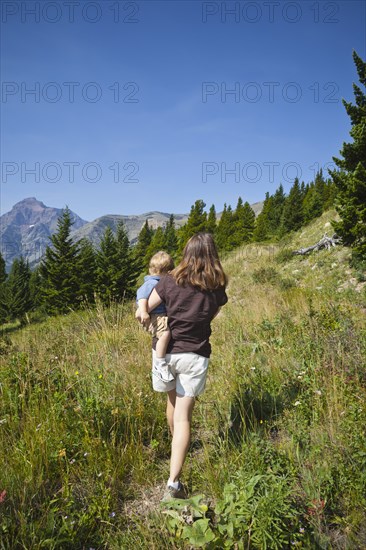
[[1, 210, 366, 549]]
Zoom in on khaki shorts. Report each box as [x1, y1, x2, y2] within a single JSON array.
[[152, 350, 209, 398], [148, 314, 169, 339]]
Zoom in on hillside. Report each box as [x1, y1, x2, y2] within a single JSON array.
[[1, 209, 365, 549]]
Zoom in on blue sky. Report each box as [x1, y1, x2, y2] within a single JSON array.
[[1, 0, 365, 220]]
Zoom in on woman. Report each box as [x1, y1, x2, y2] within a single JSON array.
[[143, 232, 228, 499]]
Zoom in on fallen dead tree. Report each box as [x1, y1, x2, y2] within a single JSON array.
[[292, 233, 342, 255]]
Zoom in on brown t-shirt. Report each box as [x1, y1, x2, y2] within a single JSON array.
[[153, 274, 228, 358]]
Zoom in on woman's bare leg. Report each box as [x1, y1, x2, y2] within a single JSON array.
[[169, 395, 195, 483], [166, 389, 176, 436]]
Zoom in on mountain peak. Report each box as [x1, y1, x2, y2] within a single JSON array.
[[12, 197, 47, 210], [0, 198, 88, 269]]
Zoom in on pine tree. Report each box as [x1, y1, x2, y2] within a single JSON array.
[[0, 253, 6, 284], [7, 257, 32, 324], [40, 207, 81, 314], [187, 200, 207, 234], [232, 197, 245, 247], [253, 193, 272, 241], [134, 220, 153, 272], [313, 170, 326, 217], [232, 197, 255, 246], [315, 169, 326, 200], [145, 226, 167, 261], [269, 184, 286, 237], [279, 178, 304, 234], [329, 51, 366, 260], [96, 223, 138, 304], [0, 253, 8, 323], [241, 201, 256, 242], [178, 200, 207, 253], [115, 221, 139, 299], [0, 290, 8, 324], [302, 171, 327, 224], [29, 266, 43, 312], [77, 238, 97, 304], [323, 178, 338, 210], [96, 226, 119, 305], [216, 204, 234, 251], [206, 204, 217, 235], [164, 215, 178, 257], [302, 182, 317, 224], [300, 181, 307, 201]]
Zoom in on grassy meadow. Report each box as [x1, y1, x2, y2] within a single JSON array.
[[1, 209, 366, 549]]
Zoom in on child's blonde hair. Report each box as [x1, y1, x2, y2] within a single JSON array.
[[149, 251, 175, 275]]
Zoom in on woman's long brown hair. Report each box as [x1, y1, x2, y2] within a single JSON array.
[[171, 233, 228, 291]]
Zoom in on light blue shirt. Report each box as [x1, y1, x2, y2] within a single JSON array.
[[136, 275, 166, 315]]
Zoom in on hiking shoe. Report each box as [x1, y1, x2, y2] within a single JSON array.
[[152, 360, 175, 382], [161, 481, 187, 501]]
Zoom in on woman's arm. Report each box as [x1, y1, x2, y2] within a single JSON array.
[[147, 288, 163, 314]]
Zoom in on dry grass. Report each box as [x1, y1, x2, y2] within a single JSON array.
[[1, 209, 365, 548]]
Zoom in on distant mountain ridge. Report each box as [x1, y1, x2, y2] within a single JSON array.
[[71, 211, 189, 250], [0, 197, 263, 270]]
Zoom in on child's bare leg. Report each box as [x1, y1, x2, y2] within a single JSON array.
[[156, 330, 171, 358], [154, 331, 174, 382]]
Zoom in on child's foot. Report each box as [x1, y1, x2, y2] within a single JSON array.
[[153, 358, 175, 382]]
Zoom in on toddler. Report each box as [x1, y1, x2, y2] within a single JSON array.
[[136, 251, 175, 382]]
